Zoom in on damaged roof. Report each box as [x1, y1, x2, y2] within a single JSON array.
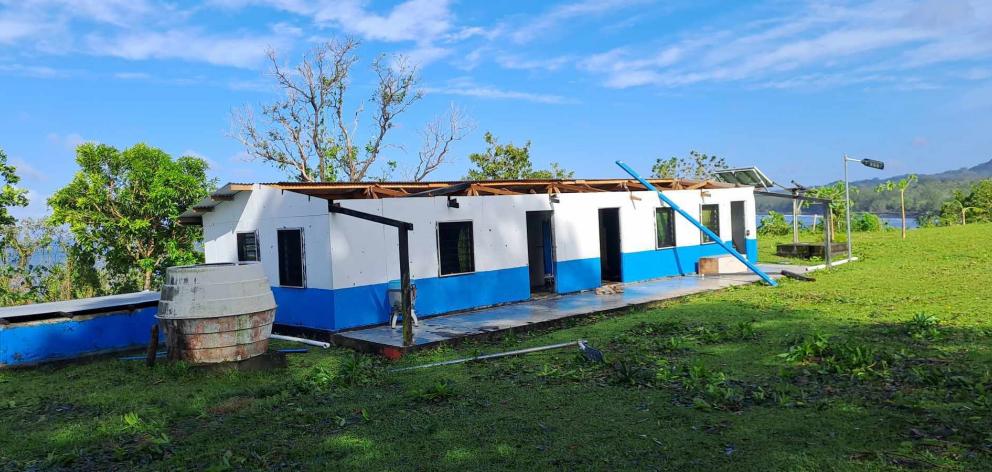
[[179, 178, 737, 225]]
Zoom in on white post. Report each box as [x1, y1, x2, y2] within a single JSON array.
[[844, 154, 853, 261]]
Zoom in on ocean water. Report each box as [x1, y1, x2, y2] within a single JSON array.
[[756, 213, 919, 230]]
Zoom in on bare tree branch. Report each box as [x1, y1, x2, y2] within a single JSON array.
[[232, 37, 456, 183], [411, 104, 473, 182]]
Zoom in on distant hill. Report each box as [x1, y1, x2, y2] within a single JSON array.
[[758, 157, 992, 215], [849, 158, 992, 187]]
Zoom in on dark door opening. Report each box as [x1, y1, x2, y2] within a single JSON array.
[[526, 211, 556, 294], [277, 228, 305, 287], [730, 201, 747, 255], [598, 208, 621, 282]]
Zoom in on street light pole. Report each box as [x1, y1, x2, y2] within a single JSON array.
[[842, 155, 885, 263], [844, 154, 852, 261]]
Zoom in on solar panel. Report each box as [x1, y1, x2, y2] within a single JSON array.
[[711, 167, 777, 189]]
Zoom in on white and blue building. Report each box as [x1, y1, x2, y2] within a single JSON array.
[[180, 179, 758, 333]]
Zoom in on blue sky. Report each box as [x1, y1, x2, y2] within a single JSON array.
[[1, 0, 991, 218]]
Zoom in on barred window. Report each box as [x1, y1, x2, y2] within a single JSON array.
[[438, 221, 475, 275]]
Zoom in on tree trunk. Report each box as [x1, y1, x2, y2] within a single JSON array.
[[143, 269, 153, 291], [900, 191, 907, 239], [962, 208, 966, 225]]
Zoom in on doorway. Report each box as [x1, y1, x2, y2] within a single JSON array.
[[526, 211, 555, 295], [598, 208, 621, 282], [730, 201, 747, 255]]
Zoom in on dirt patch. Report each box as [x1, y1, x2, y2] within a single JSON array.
[[207, 396, 255, 416]]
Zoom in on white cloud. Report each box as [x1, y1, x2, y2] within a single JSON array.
[[9, 158, 47, 182], [508, 0, 649, 43], [579, 0, 992, 90], [113, 71, 151, 80], [46, 132, 90, 151], [0, 63, 68, 78], [313, 0, 453, 43], [495, 54, 573, 71], [423, 80, 576, 104], [402, 45, 452, 68], [84, 28, 293, 68]]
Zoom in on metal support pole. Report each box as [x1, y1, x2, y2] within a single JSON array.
[[399, 228, 413, 347], [823, 202, 832, 266], [792, 191, 800, 244], [615, 161, 777, 287], [843, 154, 853, 261]]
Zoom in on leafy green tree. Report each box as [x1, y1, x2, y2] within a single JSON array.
[[651, 151, 727, 180], [939, 179, 992, 225], [805, 182, 853, 240], [0, 146, 29, 226], [0, 219, 53, 305], [49, 143, 213, 292], [875, 174, 918, 239], [465, 132, 573, 180]]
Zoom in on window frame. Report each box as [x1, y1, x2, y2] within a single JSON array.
[[276, 227, 306, 288], [699, 204, 721, 244], [654, 207, 676, 249], [436, 220, 476, 277], [236, 230, 261, 262]]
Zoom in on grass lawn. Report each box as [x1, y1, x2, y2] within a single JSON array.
[[2, 224, 991, 471]]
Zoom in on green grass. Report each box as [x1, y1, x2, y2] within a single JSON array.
[[2, 224, 991, 471]]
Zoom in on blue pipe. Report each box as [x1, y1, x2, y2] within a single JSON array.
[[615, 160, 778, 287]]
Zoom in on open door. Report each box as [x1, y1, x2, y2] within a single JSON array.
[[730, 201, 747, 256], [526, 211, 555, 295], [598, 208, 621, 282]]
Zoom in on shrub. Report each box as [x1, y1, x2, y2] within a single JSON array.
[[758, 211, 792, 236], [850, 212, 885, 232]]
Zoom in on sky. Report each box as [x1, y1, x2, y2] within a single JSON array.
[[1, 0, 991, 218]]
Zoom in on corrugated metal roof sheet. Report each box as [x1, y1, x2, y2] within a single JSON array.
[[0, 291, 160, 321]]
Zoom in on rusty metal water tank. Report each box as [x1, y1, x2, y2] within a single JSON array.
[[157, 263, 276, 363]]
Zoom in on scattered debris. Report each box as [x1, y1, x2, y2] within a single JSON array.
[[595, 284, 624, 295], [782, 270, 815, 282], [391, 340, 602, 372]]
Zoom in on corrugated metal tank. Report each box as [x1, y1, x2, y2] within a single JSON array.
[[157, 263, 276, 363]]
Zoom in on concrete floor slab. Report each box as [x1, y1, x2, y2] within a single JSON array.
[[336, 263, 805, 351]]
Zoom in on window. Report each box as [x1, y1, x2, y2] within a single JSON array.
[[438, 221, 475, 275], [276, 229, 305, 287], [655, 208, 676, 248], [700, 204, 720, 243], [236, 231, 260, 262]]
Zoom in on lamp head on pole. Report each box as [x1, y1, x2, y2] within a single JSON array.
[[860, 158, 885, 170]]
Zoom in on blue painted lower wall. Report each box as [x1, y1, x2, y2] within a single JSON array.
[[621, 238, 759, 283], [271, 287, 336, 331], [271, 239, 760, 331], [555, 257, 601, 294], [277, 266, 533, 332], [0, 306, 159, 367]]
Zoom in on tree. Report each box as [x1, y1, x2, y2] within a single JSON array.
[[0, 146, 29, 226], [0, 218, 53, 305], [464, 132, 573, 180], [939, 179, 992, 225], [805, 182, 853, 240], [651, 151, 727, 180], [875, 174, 918, 239], [234, 39, 470, 183], [49, 143, 213, 292], [410, 104, 473, 182]]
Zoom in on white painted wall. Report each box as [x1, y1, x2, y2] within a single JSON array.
[[201, 185, 333, 290], [200, 185, 757, 290], [331, 194, 555, 289]]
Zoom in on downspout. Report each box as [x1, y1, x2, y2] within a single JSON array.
[[615, 161, 778, 287]]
